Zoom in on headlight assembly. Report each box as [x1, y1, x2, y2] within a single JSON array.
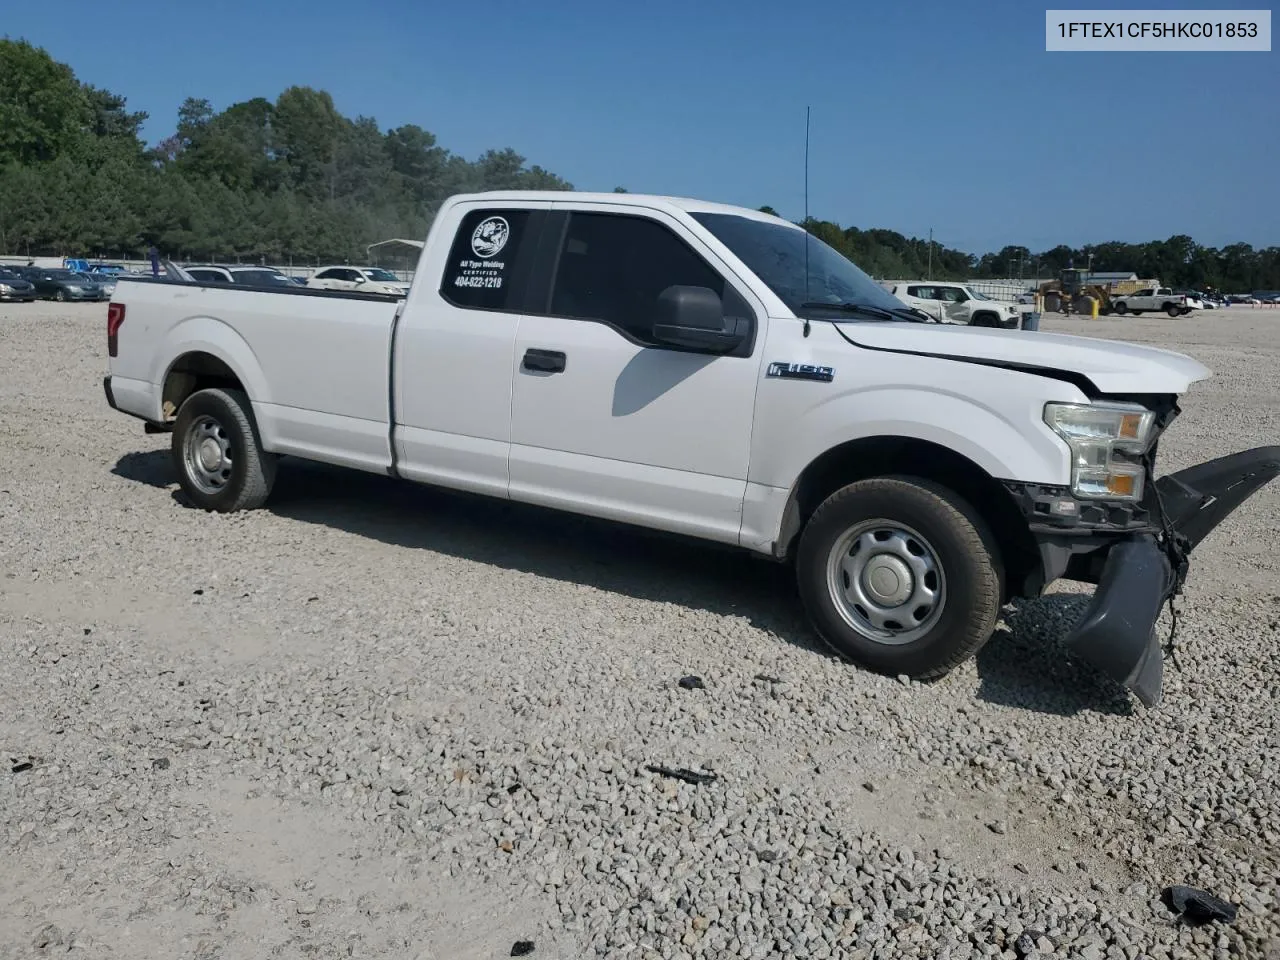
[[1044, 401, 1155, 501]]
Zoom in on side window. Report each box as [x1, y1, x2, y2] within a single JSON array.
[[548, 211, 726, 343], [940, 287, 967, 302], [906, 285, 935, 299], [439, 207, 534, 311]]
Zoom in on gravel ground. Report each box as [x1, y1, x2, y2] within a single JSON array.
[[2, 301, 1278, 960]]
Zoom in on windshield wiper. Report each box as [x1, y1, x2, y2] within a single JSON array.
[[799, 301, 936, 323]]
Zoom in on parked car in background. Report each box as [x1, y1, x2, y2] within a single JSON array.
[[884, 281, 1021, 328], [77, 271, 117, 298], [12, 265, 108, 301], [0, 267, 38, 301], [182, 265, 296, 287], [306, 265, 411, 297]]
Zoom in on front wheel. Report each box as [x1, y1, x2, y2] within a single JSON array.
[[795, 476, 1002, 680], [172, 387, 276, 511]]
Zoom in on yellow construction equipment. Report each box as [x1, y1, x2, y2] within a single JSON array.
[[1037, 268, 1116, 315]]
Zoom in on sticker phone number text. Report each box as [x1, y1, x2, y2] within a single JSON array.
[[454, 274, 504, 289]]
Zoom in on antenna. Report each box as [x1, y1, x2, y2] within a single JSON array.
[[802, 105, 811, 337]]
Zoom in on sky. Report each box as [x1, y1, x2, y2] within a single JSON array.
[[4, 0, 1276, 256]]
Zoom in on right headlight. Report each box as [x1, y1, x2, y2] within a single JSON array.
[[1043, 401, 1156, 501]]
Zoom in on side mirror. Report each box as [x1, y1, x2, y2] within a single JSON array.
[[651, 285, 747, 353], [354, 276, 366, 284]]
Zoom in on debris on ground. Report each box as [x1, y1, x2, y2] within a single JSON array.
[[677, 675, 704, 690], [644, 764, 717, 785], [1161, 884, 1239, 925]]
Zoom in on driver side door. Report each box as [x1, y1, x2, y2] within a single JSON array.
[[507, 204, 766, 545]]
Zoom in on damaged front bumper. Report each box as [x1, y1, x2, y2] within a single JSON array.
[[1053, 445, 1280, 706]]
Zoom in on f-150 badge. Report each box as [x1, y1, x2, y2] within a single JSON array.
[[766, 362, 835, 382]]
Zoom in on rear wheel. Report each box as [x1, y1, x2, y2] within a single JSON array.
[[172, 387, 276, 511], [795, 476, 1002, 680], [55, 289, 66, 302], [1166, 303, 1180, 318]]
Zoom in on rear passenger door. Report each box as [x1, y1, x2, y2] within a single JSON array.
[[506, 203, 765, 545], [393, 200, 554, 498], [313, 268, 356, 291]]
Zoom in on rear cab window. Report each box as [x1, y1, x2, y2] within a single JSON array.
[[439, 207, 537, 312]]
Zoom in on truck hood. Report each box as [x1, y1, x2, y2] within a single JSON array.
[[839, 322, 1211, 394]]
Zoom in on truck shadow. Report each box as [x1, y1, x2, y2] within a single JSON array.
[[976, 599, 1137, 717], [112, 451, 1136, 717]]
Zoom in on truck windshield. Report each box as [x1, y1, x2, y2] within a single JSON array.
[[690, 212, 907, 318]]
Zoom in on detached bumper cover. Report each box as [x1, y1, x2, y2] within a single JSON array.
[[1063, 445, 1280, 706]]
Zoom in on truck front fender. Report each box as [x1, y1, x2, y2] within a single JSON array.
[[742, 385, 1079, 563], [751, 386, 1074, 495], [153, 315, 272, 411]]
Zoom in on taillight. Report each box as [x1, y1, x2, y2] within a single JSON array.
[[107, 302, 125, 357]]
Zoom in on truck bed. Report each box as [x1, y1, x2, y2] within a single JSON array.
[[108, 276, 404, 474]]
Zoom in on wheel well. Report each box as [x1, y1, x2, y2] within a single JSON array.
[[161, 352, 244, 421], [774, 436, 1041, 602]]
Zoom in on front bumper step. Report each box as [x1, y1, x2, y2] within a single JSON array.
[[1064, 444, 1280, 707]]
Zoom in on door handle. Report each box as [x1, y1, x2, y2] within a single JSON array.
[[522, 348, 566, 373]]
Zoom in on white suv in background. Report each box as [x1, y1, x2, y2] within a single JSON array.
[[306, 265, 411, 297], [885, 281, 1021, 328]]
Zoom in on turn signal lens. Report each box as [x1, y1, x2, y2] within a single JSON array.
[[1106, 473, 1138, 498], [1117, 413, 1145, 441]]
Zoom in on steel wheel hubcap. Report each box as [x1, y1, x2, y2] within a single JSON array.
[[184, 415, 233, 494], [825, 519, 946, 645]]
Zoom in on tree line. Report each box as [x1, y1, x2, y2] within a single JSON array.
[[2, 37, 1277, 291]]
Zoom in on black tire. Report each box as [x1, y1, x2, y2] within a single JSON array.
[[795, 476, 1002, 680], [171, 387, 276, 511], [1165, 303, 1180, 318], [970, 312, 998, 328], [55, 289, 65, 302], [1114, 302, 1128, 315]]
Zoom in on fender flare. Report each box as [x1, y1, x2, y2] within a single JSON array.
[[154, 316, 270, 409]]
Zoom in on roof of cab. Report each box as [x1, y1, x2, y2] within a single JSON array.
[[444, 190, 799, 229]]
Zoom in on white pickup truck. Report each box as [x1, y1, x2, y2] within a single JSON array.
[[102, 191, 1280, 707], [1111, 287, 1200, 317]]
